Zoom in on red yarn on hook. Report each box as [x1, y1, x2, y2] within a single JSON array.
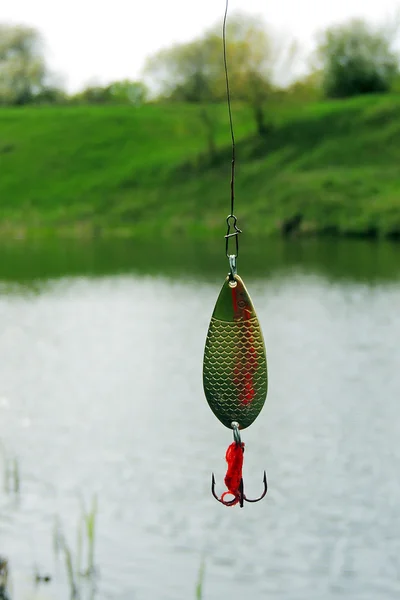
[[211, 438, 267, 508], [221, 441, 245, 505]]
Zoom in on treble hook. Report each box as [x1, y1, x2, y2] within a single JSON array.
[[211, 422, 268, 508], [211, 470, 268, 508]]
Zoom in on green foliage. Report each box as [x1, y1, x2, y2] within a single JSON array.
[[70, 79, 148, 105], [34, 86, 68, 105], [107, 79, 148, 105], [144, 12, 276, 103], [70, 85, 111, 104], [0, 24, 47, 105], [316, 18, 399, 98], [144, 12, 296, 135], [1, 97, 400, 239], [284, 72, 323, 104], [145, 36, 220, 103], [0, 23, 149, 107]]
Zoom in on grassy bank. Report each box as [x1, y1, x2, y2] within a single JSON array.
[[1, 95, 400, 238]]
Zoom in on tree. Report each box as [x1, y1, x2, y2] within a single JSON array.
[[34, 86, 67, 105], [284, 71, 322, 104], [145, 35, 221, 159], [0, 24, 47, 104], [211, 14, 296, 135], [144, 37, 219, 103], [70, 80, 148, 105], [316, 18, 399, 98], [144, 13, 296, 136], [71, 84, 112, 104], [107, 80, 148, 105]]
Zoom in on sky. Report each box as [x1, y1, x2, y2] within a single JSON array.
[[2, 0, 400, 92]]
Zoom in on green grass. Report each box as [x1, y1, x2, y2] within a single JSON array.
[[1, 95, 400, 238]]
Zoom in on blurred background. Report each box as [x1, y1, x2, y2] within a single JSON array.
[[1, 0, 400, 599]]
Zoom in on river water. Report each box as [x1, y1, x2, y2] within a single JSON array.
[[0, 237, 399, 600]]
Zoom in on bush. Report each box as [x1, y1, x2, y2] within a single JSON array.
[[316, 19, 399, 98]]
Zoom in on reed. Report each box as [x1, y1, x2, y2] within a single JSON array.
[[1, 444, 20, 495], [195, 558, 206, 600], [52, 494, 98, 598], [59, 535, 78, 599], [80, 494, 97, 576]]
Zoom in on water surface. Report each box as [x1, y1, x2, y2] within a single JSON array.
[[0, 237, 400, 600]]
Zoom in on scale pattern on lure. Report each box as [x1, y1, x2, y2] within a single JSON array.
[[203, 274, 268, 430]]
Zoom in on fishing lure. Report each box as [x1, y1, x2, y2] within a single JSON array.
[[202, 1, 268, 508]]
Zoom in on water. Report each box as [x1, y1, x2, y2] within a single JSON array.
[[0, 237, 400, 600]]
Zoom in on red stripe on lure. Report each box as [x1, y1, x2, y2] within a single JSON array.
[[231, 285, 257, 406]]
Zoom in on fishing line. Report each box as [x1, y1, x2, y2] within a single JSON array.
[[222, 0, 236, 219], [223, 0, 242, 260]]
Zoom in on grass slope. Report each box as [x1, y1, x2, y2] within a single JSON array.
[[1, 95, 400, 238]]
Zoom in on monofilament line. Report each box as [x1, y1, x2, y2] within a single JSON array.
[[223, 0, 236, 218]]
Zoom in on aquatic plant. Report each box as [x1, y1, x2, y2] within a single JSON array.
[[81, 495, 97, 577], [195, 558, 206, 600], [60, 536, 78, 599], [1, 442, 20, 495], [0, 556, 9, 600], [52, 494, 98, 598]]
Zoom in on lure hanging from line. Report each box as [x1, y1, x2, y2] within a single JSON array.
[[202, 0, 268, 508], [203, 250, 268, 507], [203, 257, 268, 432]]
